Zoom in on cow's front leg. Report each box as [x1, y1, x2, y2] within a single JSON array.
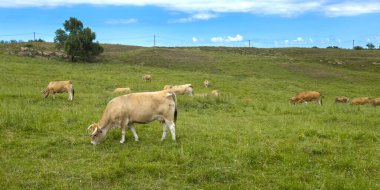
[[120, 126, 126, 144]]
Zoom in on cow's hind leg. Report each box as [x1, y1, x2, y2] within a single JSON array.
[[161, 122, 168, 141], [128, 123, 139, 141], [167, 121, 176, 141]]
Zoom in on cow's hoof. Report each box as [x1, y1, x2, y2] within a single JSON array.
[[120, 140, 125, 144]]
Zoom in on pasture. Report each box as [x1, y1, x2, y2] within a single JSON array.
[[0, 44, 379, 189]]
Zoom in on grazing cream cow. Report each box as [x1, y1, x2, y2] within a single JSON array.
[[163, 85, 172, 90], [43, 80, 74, 101], [143, 74, 152, 82], [350, 97, 369, 105], [211, 90, 220, 97], [335, 96, 349, 103], [370, 98, 380, 106], [163, 84, 193, 96], [290, 91, 322, 105], [87, 90, 177, 145], [113, 88, 131, 94], [204, 80, 209, 88]]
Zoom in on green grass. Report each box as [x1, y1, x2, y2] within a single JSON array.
[[0, 43, 379, 189]]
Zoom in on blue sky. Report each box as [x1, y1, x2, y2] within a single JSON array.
[[0, 0, 380, 48]]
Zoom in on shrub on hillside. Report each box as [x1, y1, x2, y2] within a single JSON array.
[[354, 46, 364, 50]]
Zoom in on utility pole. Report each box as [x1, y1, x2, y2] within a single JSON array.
[[34, 32, 35, 41], [154, 35, 156, 47], [352, 40, 355, 49], [249, 40, 250, 48]]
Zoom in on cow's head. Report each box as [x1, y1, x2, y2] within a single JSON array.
[[87, 123, 105, 145], [41, 89, 49, 98], [289, 97, 296, 105]]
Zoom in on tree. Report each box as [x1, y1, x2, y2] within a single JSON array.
[[354, 46, 364, 50], [366, 43, 375, 50], [54, 17, 103, 61]]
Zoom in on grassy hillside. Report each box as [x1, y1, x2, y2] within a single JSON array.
[[0, 43, 379, 189]]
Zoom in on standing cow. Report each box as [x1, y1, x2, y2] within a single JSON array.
[[335, 96, 350, 103], [163, 84, 193, 96], [204, 80, 209, 88], [370, 98, 380, 106], [350, 97, 369, 105], [42, 80, 74, 101], [143, 74, 152, 82], [87, 90, 177, 145], [290, 91, 322, 105]]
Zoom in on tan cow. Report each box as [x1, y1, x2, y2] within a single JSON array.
[[211, 90, 220, 97], [194, 93, 208, 97], [370, 98, 380, 106], [163, 84, 193, 96], [143, 74, 152, 82], [42, 80, 74, 101], [87, 90, 177, 145], [290, 91, 322, 105], [335, 96, 349, 103], [204, 80, 209, 88], [113, 88, 131, 94], [350, 97, 369, 105]]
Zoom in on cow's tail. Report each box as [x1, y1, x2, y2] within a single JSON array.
[[170, 91, 178, 124], [319, 91, 323, 105], [173, 93, 178, 124]]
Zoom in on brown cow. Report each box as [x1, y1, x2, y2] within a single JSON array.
[[335, 96, 349, 103], [350, 97, 369, 105], [290, 91, 322, 105], [143, 74, 152, 82], [370, 98, 380, 106], [42, 80, 74, 101], [87, 90, 177, 145]]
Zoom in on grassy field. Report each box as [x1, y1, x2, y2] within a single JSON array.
[[0, 43, 379, 189]]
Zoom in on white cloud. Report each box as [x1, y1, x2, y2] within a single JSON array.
[[211, 37, 224, 42], [293, 37, 304, 43], [323, 1, 380, 17], [106, 18, 137, 25], [192, 37, 198, 42], [309, 38, 313, 43], [172, 12, 218, 23], [284, 40, 289, 44], [2, 1, 380, 17], [226, 34, 243, 42], [210, 34, 243, 43]]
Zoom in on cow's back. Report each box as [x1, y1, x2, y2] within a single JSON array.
[[296, 91, 320, 100], [105, 91, 175, 123]]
